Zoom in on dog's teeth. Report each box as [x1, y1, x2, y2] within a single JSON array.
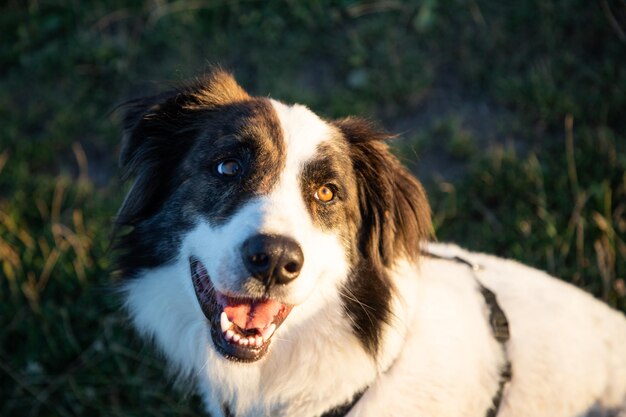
[[219, 312, 273, 348], [220, 312, 232, 333], [261, 323, 276, 341]]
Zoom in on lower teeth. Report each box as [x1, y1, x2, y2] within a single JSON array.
[[223, 330, 265, 348], [220, 312, 275, 348]]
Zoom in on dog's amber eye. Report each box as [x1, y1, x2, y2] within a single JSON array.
[[314, 185, 334, 203], [216, 159, 242, 177]]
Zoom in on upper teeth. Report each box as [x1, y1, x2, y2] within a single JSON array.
[[219, 312, 276, 348], [220, 311, 231, 332]]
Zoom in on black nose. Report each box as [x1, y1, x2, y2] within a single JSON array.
[[241, 234, 304, 286]]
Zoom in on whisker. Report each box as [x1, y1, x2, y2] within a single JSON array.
[[196, 356, 212, 377], [338, 287, 409, 335], [338, 287, 376, 329]]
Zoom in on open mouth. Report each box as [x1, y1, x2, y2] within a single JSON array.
[[189, 256, 293, 362]]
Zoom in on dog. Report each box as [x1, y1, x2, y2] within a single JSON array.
[[115, 69, 626, 417]]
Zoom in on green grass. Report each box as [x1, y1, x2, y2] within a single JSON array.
[[1, 1, 625, 415]]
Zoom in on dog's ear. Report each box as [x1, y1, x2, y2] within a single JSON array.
[[117, 69, 250, 225], [336, 117, 432, 266], [334, 117, 432, 356]]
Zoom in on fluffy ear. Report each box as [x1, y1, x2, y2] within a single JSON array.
[[334, 117, 432, 356], [336, 117, 433, 266], [117, 69, 250, 226]]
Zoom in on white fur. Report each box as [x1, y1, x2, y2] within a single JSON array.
[[125, 242, 626, 416], [123, 102, 626, 417], [124, 243, 382, 417]]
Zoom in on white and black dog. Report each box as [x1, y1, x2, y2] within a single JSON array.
[[116, 70, 626, 417]]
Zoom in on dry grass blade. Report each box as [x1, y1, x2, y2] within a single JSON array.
[[564, 114, 579, 198], [0, 150, 8, 175]]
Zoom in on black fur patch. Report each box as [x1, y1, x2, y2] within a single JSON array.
[[115, 71, 285, 278]]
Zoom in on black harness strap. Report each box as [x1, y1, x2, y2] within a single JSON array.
[[424, 250, 513, 417], [478, 283, 513, 417], [320, 389, 366, 417]]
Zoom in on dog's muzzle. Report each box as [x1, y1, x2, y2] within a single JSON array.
[[189, 234, 303, 362]]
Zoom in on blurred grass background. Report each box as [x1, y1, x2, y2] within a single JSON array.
[[1, 0, 625, 415]]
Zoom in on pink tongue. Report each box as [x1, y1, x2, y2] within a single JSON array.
[[222, 297, 284, 330]]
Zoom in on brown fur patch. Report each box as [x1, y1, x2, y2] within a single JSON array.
[[182, 70, 251, 110], [335, 116, 433, 265]]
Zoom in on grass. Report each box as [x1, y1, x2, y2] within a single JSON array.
[[1, 0, 625, 415]]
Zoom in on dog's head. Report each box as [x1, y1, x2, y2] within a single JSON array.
[[116, 70, 431, 367]]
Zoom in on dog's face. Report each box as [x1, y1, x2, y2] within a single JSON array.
[[116, 71, 431, 366]]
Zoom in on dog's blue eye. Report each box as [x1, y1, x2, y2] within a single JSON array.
[[216, 159, 242, 177]]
